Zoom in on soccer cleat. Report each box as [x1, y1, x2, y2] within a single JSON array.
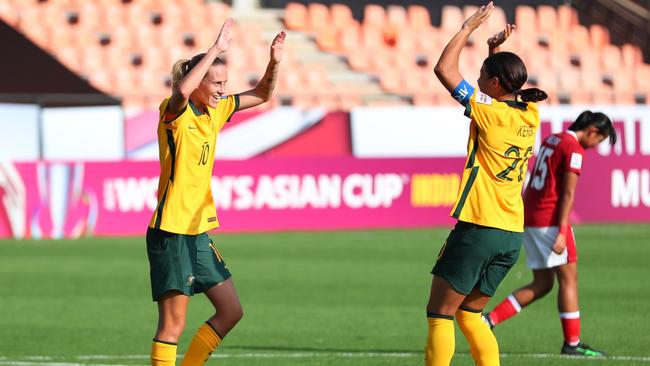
[[481, 312, 495, 330], [561, 342, 606, 357]]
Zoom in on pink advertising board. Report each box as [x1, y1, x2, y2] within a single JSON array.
[[0, 155, 648, 239]]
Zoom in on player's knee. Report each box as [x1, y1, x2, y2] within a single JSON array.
[[218, 303, 243, 326], [229, 303, 244, 324], [536, 281, 554, 296], [158, 319, 186, 341]]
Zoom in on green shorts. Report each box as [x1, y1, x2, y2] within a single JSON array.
[[146, 227, 232, 301], [432, 221, 522, 296]]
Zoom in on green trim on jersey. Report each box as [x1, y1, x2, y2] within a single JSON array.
[[154, 183, 169, 229], [453, 166, 480, 218], [188, 100, 205, 116], [465, 126, 479, 168], [165, 130, 176, 181], [226, 94, 240, 122]]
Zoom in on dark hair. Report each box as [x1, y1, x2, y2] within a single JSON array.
[[569, 110, 618, 145], [483, 52, 548, 103], [171, 54, 225, 89]]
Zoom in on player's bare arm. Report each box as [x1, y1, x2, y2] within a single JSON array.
[[553, 171, 579, 254], [238, 31, 286, 110], [434, 2, 494, 92], [167, 18, 234, 117], [487, 24, 516, 55]]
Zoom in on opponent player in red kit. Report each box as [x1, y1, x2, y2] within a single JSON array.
[[484, 111, 617, 356]]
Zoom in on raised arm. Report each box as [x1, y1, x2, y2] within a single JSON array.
[[434, 2, 494, 93], [238, 31, 286, 111], [552, 171, 579, 254], [167, 18, 234, 117], [487, 24, 516, 56]]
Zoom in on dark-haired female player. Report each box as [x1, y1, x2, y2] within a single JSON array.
[[484, 111, 616, 357], [424, 3, 548, 365], [146, 18, 286, 366]]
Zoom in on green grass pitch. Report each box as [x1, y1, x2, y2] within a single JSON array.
[[1, 224, 649, 365]]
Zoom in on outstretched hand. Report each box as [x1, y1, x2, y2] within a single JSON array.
[[270, 31, 286, 63], [462, 2, 494, 31], [488, 24, 516, 49], [214, 18, 234, 53]]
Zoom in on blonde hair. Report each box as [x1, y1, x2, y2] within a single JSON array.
[[171, 59, 190, 89], [170, 55, 226, 90]]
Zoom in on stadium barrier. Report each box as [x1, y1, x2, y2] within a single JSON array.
[[0, 152, 648, 239]]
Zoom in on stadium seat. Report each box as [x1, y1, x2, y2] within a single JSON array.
[[316, 27, 338, 52], [590, 24, 610, 49], [515, 6, 537, 36], [0, 2, 19, 27], [347, 49, 370, 71], [601, 45, 622, 71], [362, 25, 385, 50], [592, 90, 615, 104], [537, 5, 558, 35], [614, 92, 636, 105], [364, 4, 386, 27], [308, 3, 330, 32], [284, 2, 307, 31], [338, 23, 361, 52], [569, 90, 592, 105], [387, 5, 407, 28], [557, 5, 578, 30], [621, 44, 643, 69], [330, 3, 353, 28], [441, 5, 463, 32], [379, 69, 405, 93], [558, 68, 582, 92], [407, 5, 431, 30]]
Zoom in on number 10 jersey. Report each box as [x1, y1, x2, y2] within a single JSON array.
[[149, 95, 239, 235]]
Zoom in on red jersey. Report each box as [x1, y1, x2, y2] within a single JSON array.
[[525, 131, 584, 227]]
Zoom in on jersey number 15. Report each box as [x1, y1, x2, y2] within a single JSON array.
[[530, 146, 554, 190]]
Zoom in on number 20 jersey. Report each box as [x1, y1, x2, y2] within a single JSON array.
[[524, 131, 584, 227], [451, 82, 540, 233], [149, 95, 239, 235]]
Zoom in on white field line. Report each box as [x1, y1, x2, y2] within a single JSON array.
[[1, 352, 649, 363]]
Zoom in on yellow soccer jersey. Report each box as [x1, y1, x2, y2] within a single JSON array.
[[149, 95, 239, 235], [450, 81, 539, 232]]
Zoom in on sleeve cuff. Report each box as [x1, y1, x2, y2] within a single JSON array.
[[226, 94, 240, 122]]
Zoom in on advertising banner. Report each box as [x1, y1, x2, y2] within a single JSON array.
[[0, 158, 463, 239]]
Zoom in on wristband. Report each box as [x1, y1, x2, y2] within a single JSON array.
[[559, 224, 570, 236]]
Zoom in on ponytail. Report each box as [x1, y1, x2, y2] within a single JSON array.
[[171, 59, 190, 89], [170, 55, 226, 90], [569, 110, 618, 145], [517, 88, 548, 102]]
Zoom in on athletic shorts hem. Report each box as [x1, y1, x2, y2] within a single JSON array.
[[431, 270, 472, 296], [152, 287, 191, 302], [197, 273, 233, 295]]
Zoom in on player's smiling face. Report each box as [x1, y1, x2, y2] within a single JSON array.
[[198, 64, 228, 108]]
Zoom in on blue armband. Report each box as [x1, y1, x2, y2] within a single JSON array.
[[451, 80, 475, 106]]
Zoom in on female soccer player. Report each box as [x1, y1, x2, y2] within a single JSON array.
[[146, 18, 285, 366], [425, 3, 547, 365], [484, 111, 616, 357]]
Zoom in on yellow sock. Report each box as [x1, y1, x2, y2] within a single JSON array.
[[456, 308, 500, 366], [151, 340, 177, 366], [424, 315, 455, 366], [180, 323, 222, 366]]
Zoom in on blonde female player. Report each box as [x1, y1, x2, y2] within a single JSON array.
[[146, 18, 285, 366], [425, 3, 547, 365]]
